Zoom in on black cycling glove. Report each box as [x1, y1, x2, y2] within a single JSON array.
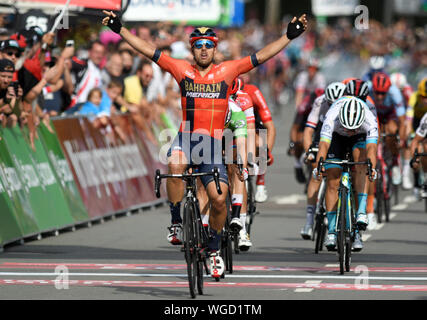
[[286, 18, 305, 40], [107, 14, 122, 34]]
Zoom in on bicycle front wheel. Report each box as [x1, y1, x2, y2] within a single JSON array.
[[337, 188, 348, 275], [183, 201, 197, 298]]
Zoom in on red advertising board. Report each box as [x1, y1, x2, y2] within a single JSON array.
[[52, 115, 165, 218]]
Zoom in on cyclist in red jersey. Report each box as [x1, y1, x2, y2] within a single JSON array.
[[242, 81, 276, 202], [103, 11, 307, 278]]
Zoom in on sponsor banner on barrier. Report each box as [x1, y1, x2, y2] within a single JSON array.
[[22, 126, 76, 229], [2, 126, 74, 232], [80, 117, 154, 209], [53, 116, 162, 217], [130, 117, 168, 199], [37, 121, 90, 223], [53, 117, 116, 218], [0, 133, 27, 244]]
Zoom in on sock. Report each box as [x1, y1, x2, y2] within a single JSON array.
[[326, 211, 337, 235], [201, 214, 209, 227], [231, 194, 243, 219], [357, 193, 368, 216], [403, 159, 411, 175], [367, 195, 374, 213], [208, 228, 222, 251], [240, 213, 247, 233], [169, 201, 182, 224], [306, 205, 315, 226], [256, 174, 265, 186], [294, 158, 302, 169]]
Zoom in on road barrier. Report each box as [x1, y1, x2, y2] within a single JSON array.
[[0, 114, 168, 249]]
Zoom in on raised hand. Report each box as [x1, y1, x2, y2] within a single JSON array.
[[102, 10, 122, 34], [286, 14, 308, 40]]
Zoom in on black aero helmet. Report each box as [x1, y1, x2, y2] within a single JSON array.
[[189, 27, 218, 47], [345, 79, 370, 101]]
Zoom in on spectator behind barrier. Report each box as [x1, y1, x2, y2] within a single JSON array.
[[0, 58, 21, 127]]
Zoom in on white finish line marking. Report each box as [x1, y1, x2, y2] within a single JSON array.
[[0, 279, 427, 291], [1, 272, 427, 281]]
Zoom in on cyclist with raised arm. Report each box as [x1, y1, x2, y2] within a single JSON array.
[[369, 72, 406, 187], [300, 81, 346, 239], [313, 96, 378, 251], [102, 10, 307, 278]]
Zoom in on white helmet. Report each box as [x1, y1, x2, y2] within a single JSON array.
[[325, 82, 346, 104], [369, 56, 385, 70], [390, 72, 408, 90], [339, 97, 366, 130]]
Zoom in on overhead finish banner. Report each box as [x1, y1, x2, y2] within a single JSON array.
[[123, 0, 221, 23], [311, 0, 359, 16]]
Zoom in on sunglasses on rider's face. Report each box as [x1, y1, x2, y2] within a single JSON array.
[[193, 39, 215, 49], [5, 51, 21, 58], [374, 91, 386, 96]]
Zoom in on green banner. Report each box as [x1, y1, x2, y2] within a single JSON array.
[[2, 126, 73, 232], [0, 128, 39, 238], [37, 122, 89, 223], [0, 137, 24, 245]]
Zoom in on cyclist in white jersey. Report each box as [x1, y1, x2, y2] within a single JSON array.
[[313, 96, 378, 251], [410, 112, 427, 196], [300, 82, 346, 239]]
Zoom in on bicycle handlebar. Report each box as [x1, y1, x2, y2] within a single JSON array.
[[317, 157, 373, 176], [154, 167, 223, 198]]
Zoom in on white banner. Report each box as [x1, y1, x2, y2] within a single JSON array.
[[123, 0, 222, 22], [394, 0, 422, 14], [312, 0, 359, 16]]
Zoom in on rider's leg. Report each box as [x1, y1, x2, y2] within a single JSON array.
[[166, 150, 188, 244], [205, 181, 229, 251], [230, 164, 244, 231], [324, 167, 341, 249], [197, 178, 210, 229], [255, 132, 268, 202], [301, 163, 322, 239], [366, 179, 377, 230], [385, 119, 402, 184], [167, 151, 188, 223], [352, 146, 369, 229]]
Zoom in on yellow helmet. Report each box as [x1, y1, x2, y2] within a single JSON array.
[[419, 78, 427, 97]]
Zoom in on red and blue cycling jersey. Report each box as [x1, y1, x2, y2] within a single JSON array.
[[152, 50, 259, 137]]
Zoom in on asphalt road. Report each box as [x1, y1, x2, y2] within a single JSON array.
[[1, 105, 427, 303]]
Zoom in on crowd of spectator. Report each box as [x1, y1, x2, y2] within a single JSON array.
[[0, 11, 425, 147]]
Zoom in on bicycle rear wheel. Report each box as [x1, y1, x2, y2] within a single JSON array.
[[183, 202, 197, 298]]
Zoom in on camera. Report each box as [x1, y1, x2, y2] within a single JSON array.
[[8, 81, 20, 96]]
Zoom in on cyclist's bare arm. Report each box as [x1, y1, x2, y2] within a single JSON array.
[[102, 11, 156, 60], [303, 126, 315, 152], [235, 136, 247, 168], [398, 115, 407, 144], [263, 120, 276, 152], [410, 134, 424, 156], [255, 15, 307, 65], [316, 140, 330, 166], [366, 142, 377, 169]]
